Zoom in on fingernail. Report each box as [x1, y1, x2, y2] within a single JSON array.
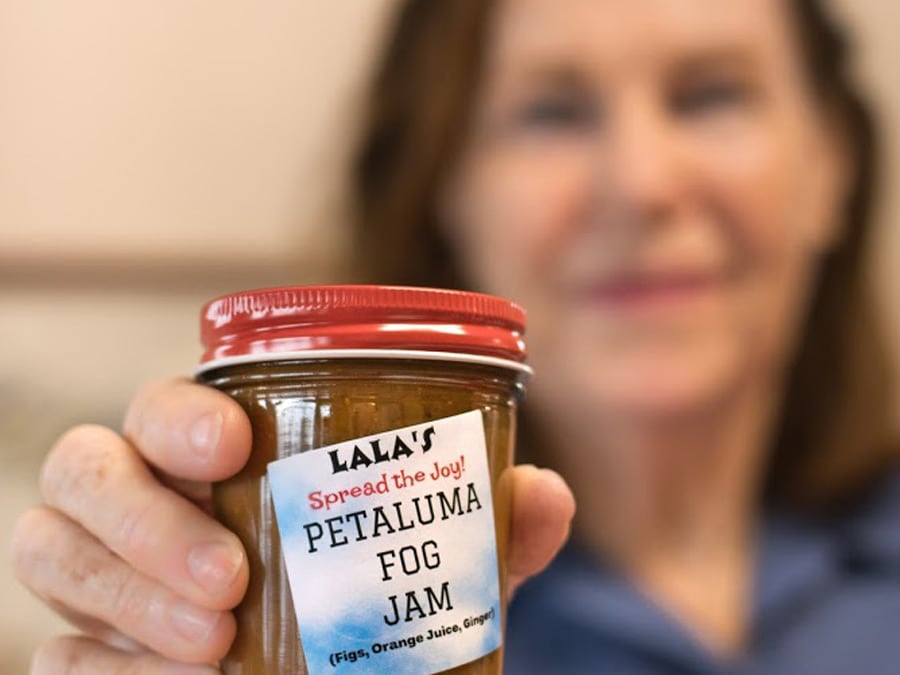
[[169, 599, 221, 642], [188, 540, 244, 596], [188, 412, 223, 455]]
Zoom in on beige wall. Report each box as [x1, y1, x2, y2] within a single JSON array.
[[0, 0, 394, 278], [0, 1, 897, 671], [0, 3, 396, 671]]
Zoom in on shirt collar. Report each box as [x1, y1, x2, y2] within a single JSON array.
[[536, 545, 725, 673], [752, 509, 840, 635], [838, 469, 900, 569], [524, 468, 900, 668], [751, 467, 900, 643]]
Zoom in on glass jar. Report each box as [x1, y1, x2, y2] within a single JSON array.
[[197, 286, 530, 675]]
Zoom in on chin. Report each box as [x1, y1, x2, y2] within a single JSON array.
[[563, 336, 748, 421]]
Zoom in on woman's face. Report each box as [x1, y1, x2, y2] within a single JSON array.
[[443, 0, 851, 423]]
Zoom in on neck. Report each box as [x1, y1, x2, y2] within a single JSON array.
[[536, 380, 778, 654]]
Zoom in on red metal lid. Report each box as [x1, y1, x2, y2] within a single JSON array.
[[199, 285, 527, 369]]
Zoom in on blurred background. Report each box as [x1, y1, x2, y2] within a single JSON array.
[[0, 1, 897, 671]]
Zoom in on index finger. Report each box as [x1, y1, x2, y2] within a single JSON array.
[[123, 377, 251, 482]]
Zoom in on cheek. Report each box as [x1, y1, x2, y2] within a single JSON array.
[[703, 109, 837, 270], [699, 126, 804, 262], [448, 145, 595, 300], [700, 124, 826, 368], [527, 127, 828, 418]]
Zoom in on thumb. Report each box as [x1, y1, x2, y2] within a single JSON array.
[[506, 465, 576, 598]]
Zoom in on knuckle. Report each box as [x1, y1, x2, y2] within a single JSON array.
[[107, 566, 151, 629], [122, 658, 163, 675], [41, 424, 124, 507], [9, 507, 50, 583], [112, 497, 157, 558], [123, 381, 161, 432], [30, 636, 82, 674], [124, 377, 184, 434]]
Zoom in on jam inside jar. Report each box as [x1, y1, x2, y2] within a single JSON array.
[[197, 286, 530, 675]]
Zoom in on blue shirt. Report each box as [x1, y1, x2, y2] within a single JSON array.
[[506, 472, 900, 674]]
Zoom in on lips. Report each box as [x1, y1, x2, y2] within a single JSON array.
[[574, 271, 726, 308]]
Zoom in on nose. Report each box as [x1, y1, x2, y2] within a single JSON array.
[[600, 95, 682, 227]]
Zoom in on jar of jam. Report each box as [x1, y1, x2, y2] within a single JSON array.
[[196, 285, 530, 674]]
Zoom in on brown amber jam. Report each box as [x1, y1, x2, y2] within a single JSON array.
[[197, 286, 530, 675]]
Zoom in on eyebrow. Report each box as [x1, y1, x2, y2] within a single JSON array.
[[499, 63, 594, 93], [666, 47, 762, 79]]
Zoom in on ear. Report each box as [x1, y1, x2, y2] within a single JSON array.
[[804, 109, 856, 253]]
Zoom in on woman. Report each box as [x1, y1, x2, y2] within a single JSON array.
[[12, 0, 898, 673], [356, 1, 898, 671]]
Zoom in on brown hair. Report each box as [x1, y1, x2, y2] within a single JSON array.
[[350, 0, 897, 512]]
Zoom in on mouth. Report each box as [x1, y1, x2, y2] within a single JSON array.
[[573, 270, 727, 310]]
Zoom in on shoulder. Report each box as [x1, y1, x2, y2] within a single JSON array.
[[505, 547, 717, 674], [839, 466, 900, 568], [503, 468, 900, 675], [756, 466, 900, 674]]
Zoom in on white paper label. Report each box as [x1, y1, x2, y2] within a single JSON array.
[[267, 410, 503, 674]]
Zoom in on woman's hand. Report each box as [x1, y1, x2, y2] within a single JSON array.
[[10, 377, 575, 673]]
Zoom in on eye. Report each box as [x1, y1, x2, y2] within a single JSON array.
[[670, 77, 753, 117], [515, 94, 599, 131]]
